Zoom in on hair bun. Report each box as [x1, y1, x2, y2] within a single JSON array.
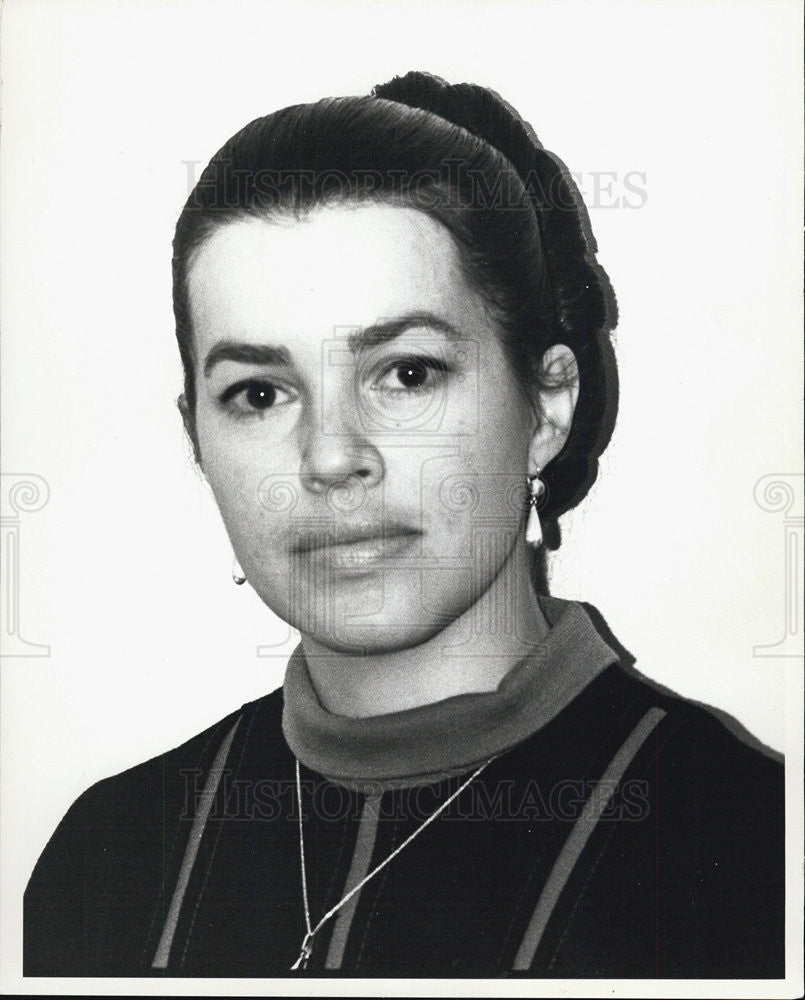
[[373, 71, 536, 182]]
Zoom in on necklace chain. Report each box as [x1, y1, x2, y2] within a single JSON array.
[[290, 756, 495, 970]]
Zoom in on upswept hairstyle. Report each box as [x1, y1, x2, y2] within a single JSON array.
[[173, 71, 617, 537]]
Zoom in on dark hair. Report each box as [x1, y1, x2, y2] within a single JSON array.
[[173, 71, 617, 534]]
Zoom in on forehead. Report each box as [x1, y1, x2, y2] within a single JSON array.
[[186, 203, 492, 353]]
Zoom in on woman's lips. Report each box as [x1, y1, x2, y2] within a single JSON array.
[[292, 524, 422, 571]]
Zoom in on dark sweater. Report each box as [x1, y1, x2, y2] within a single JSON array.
[[24, 600, 785, 978]]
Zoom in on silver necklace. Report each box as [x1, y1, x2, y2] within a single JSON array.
[[290, 755, 496, 970]]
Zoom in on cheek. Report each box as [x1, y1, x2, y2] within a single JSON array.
[[396, 360, 530, 538], [197, 425, 295, 558], [419, 435, 529, 558], [450, 377, 531, 497]]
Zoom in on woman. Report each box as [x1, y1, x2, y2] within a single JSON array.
[[23, 71, 784, 978]]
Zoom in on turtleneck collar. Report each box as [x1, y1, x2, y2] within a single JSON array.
[[281, 596, 620, 790]]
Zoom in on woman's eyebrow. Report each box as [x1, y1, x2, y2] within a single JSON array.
[[347, 312, 462, 352], [203, 342, 291, 376]]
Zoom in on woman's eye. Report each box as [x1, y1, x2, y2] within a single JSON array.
[[395, 360, 430, 388], [243, 383, 277, 409], [373, 357, 448, 394], [219, 379, 291, 415]]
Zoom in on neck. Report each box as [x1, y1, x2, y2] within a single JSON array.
[[299, 537, 550, 718]]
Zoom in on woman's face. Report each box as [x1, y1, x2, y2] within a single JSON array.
[[188, 202, 536, 652]]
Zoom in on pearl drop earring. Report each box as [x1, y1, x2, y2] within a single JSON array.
[[232, 556, 246, 586], [525, 470, 546, 548]]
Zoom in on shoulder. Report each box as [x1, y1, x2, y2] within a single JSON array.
[[556, 597, 784, 795], [24, 687, 287, 975], [619, 664, 785, 895], [613, 661, 783, 785], [36, 686, 285, 841], [510, 658, 785, 977], [571, 658, 785, 836], [542, 595, 783, 791], [595, 664, 784, 974]]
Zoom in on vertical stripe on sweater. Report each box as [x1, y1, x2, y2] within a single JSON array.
[[325, 793, 383, 970], [512, 706, 667, 970], [151, 715, 242, 970]]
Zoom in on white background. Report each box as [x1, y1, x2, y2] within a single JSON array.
[[1, 0, 802, 995]]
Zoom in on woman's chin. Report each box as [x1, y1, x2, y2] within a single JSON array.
[[299, 619, 451, 655], [255, 565, 473, 654], [292, 586, 464, 654]]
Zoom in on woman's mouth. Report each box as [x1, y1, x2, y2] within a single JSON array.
[[291, 524, 422, 571]]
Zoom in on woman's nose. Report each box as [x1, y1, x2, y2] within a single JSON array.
[[298, 399, 384, 497]]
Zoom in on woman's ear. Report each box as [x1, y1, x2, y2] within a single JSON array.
[[528, 344, 580, 470], [177, 393, 203, 467]]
